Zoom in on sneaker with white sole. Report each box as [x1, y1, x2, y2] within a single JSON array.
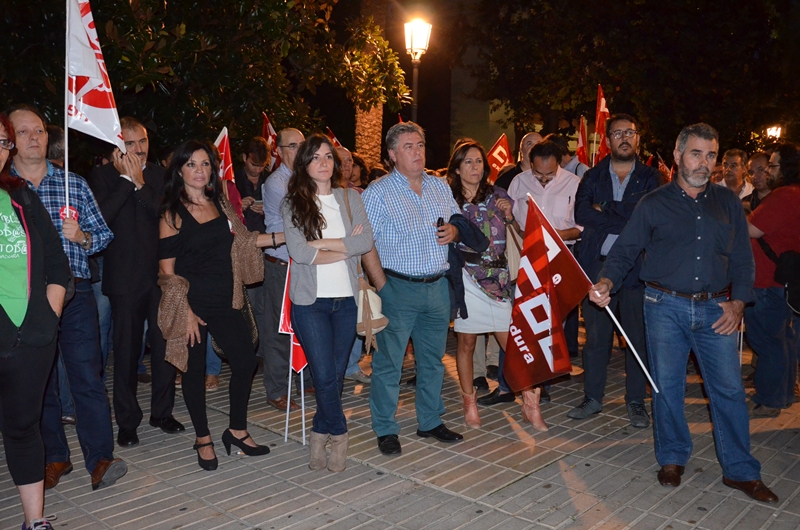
[[566, 397, 602, 420], [23, 519, 54, 530]]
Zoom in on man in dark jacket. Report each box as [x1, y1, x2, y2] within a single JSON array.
[[88, 117, 183, 448], [570, 113, 662, 428]]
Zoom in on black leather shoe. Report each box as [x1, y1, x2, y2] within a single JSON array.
[[486, 365, 498, 381], [406, 375, 417, 386], [477, 388, 516, 406], [149, 416, 185, 434], [473, 376, 489, 391], [117, 429, 139, 447], [416, 424, 463, 443], [377, 434, 402, 455], [540, 388, 551, 404]]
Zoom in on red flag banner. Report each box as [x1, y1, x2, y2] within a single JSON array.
[[213, 127, 235, 182], [326, 127, 344, 148], [67, 0, 125, 152], [576, 116, 590, 167], [594, 85, 610, 165], [504, 196, 593, 391], [279, 260, 308, 372], [262, 112, 280, 171], [486, 134, 513, 185], [657, 153, 672, 182]]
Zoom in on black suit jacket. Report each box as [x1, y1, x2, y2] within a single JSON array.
[[88, 162, 165, 295]]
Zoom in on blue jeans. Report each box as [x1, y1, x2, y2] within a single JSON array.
[[41, 281, 115, 472], [56, 351, 75, 416], [746, 287, 799, 409], [91, 257, 113, 380], [345, 337, 364, 376], [643, 286, 761, 481], [370, 276, 450, 436], [497, 347, 511, 393], [292, 297, 357, 435], [206, 332, 222, 376]]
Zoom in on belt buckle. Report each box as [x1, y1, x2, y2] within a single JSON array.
[[692, 291, 708, 301]]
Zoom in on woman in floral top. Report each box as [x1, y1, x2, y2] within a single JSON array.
[[448, 139, 548, 432]]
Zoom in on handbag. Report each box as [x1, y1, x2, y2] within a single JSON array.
[[211, 282, 259, 359], [756, 237, 800, 315], [505, 223, 523, 282], [342, 189, 389, 352]]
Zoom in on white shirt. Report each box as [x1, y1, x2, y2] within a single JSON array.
[[508, 167, 582, 236], [717, 179, 754, 199], [315, 193, 353, 298]]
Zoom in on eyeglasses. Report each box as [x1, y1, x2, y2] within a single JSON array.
[[0, 139, 15, 150], [609, 130, 639, 140], [278, 143, 300, 150]]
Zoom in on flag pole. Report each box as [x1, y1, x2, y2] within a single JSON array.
[[63, 0, 70, 213], [524, 194, 658, 393]]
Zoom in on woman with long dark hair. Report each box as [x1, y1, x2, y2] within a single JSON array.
[[448, 139, 548, 432], [158, 140, 276, 470], [282, 134, 374, 472], [0, 114, 71, 530]]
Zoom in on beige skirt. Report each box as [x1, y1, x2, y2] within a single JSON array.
[[454, 269, 512, 334]]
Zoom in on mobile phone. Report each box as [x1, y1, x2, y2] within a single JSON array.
[[254, 200, 263, 206], [436, 217, 445, 227]]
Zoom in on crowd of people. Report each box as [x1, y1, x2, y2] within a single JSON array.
[[0, 104, 798, 529]]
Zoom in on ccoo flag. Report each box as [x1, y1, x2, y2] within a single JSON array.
[[213, 127, 235, 182], [261, 112, 280, 171], [279, 260, 308, 372], [504, 196, 593, 391], [576, 116, 590, 167], [67, 0, 125, 152], [486, 134, 513, 185], [594, 85, 610, 165], [325, 127, 344, 148]]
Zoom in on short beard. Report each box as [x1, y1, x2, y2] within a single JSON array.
[[679, 166, 710, 188], [612, 151, 636, 163]]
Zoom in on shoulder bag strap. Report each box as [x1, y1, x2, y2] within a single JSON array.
[[341, 188, 363, 277], [757, 237, 780, 264]]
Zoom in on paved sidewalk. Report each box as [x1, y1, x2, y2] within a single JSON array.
[[2, 331, 800, 529]]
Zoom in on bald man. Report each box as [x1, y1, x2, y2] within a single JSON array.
[[495, 132, 543, 190]]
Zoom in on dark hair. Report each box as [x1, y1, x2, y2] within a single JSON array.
[[6, 103, 47, 127], [0, 114, 23, 192], [605, 113, 638, 138], [529, 140, 564, 165], [723, 148, 748, 166], [120, 116, 145, 132], [244, 136, 270, 164], [675, 123, 718, 153], [543, 133, 570, 157], [447, 139, 492, 208], [46, 125, 65, 161], [285, 134, 341, 240], [160, 140, 222, 227], [774, 142, 800, 187], [352, 153, 368, 186]]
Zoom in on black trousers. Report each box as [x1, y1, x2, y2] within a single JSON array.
[[0, 337, 57, 485], [110, 284, 176, 431], [183, 307, 257, 438]]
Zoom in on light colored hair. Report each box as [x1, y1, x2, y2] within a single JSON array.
[[385, 122, 425, 152], [675, 123, 718, 153]]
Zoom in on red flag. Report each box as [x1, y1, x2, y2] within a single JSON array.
[[576, 116, 590, 167], [279, 261, 308, 372], [67, 0, 125, 152], [486, 134, 513, 185], [262, 112, 280, 171], [213, 127, 235, 182], [657, 153, 672, 182], [594, 85, 610, 165], [504, 197, 593, 390], [325, 127, 344, 148], [398, 113, 404, 123]]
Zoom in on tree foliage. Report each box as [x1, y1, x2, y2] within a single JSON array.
[[463, 0, 799, 152]]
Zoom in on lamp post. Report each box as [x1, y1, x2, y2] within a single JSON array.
[[404, 18, 432, 123], [766, 126, 782, 139]]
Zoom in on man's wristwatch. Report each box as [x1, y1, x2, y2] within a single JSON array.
[[80, 232, 92, 250]]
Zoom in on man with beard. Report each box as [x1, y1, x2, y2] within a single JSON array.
[[742, 152, 771, 213], [570, 113, 661, 428], [590, 123, 777, 503]]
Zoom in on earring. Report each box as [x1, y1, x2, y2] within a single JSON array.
[[205, 182, 214, 191]]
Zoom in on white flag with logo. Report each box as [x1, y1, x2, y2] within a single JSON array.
[[67, 0, 126, 152]]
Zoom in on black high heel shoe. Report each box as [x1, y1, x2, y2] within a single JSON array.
[[193, 440, 218, 471], [222, 429, 270, 456]]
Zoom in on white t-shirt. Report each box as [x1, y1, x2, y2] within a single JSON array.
[[316, 193, 353, 298], [508, 167, 583, 235]]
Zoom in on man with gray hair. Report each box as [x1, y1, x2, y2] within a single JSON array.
[[589, 123, 776, 503], [362, 121, 463, 455], [719, 148, 753, 199]]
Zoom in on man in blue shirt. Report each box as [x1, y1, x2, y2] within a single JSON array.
[[362, 122, 463, 455], [9, 105, 126, 492], [260, 128, 312, 411], [591, 123, 777, 503]]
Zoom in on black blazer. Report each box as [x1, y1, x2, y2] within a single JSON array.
[[88, 162, 165, 295], [574, 156, 662, 289]]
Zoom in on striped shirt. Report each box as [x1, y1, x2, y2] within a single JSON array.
[[12, 161, 113, 279], [362, 169, 459, 276]]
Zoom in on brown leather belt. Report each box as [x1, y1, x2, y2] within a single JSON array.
[[264, 255, 287, 266], [645, 282, 729, 301]]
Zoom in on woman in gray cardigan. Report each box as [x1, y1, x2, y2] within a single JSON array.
[[281, 134, 374, 472]]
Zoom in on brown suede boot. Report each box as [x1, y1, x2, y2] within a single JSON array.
[[327, 433, 349, 472], [309, 431, 329, 470], [521, 388, 549, 432], [462, 387, 482, 429]]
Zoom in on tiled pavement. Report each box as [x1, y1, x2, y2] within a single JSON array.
[[2, 332, 800, 529]]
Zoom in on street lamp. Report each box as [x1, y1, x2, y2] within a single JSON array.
[[404, 18, 432, 123], [766, 126, 782, 139]]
